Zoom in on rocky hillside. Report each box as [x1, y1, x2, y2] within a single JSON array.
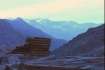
[[52, 24, 104, 57], [0, 19, 25, 51]]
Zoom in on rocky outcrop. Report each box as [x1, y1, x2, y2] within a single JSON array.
[[52, 24, 104, 57]]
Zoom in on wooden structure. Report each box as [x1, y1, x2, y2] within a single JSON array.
[[11, 37, 51, 56]]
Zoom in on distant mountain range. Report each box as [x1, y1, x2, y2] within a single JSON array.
[[0, 19, 25, 51], [0, 17, 103, 53], [24, 18, 101, 40], [52, 24, 104, 57], [6, 18, 67, 51]]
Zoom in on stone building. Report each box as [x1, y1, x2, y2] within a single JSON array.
[[11, 37, 51, 56]]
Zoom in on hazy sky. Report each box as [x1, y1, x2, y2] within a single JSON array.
[[0, 0, 104, 23]]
